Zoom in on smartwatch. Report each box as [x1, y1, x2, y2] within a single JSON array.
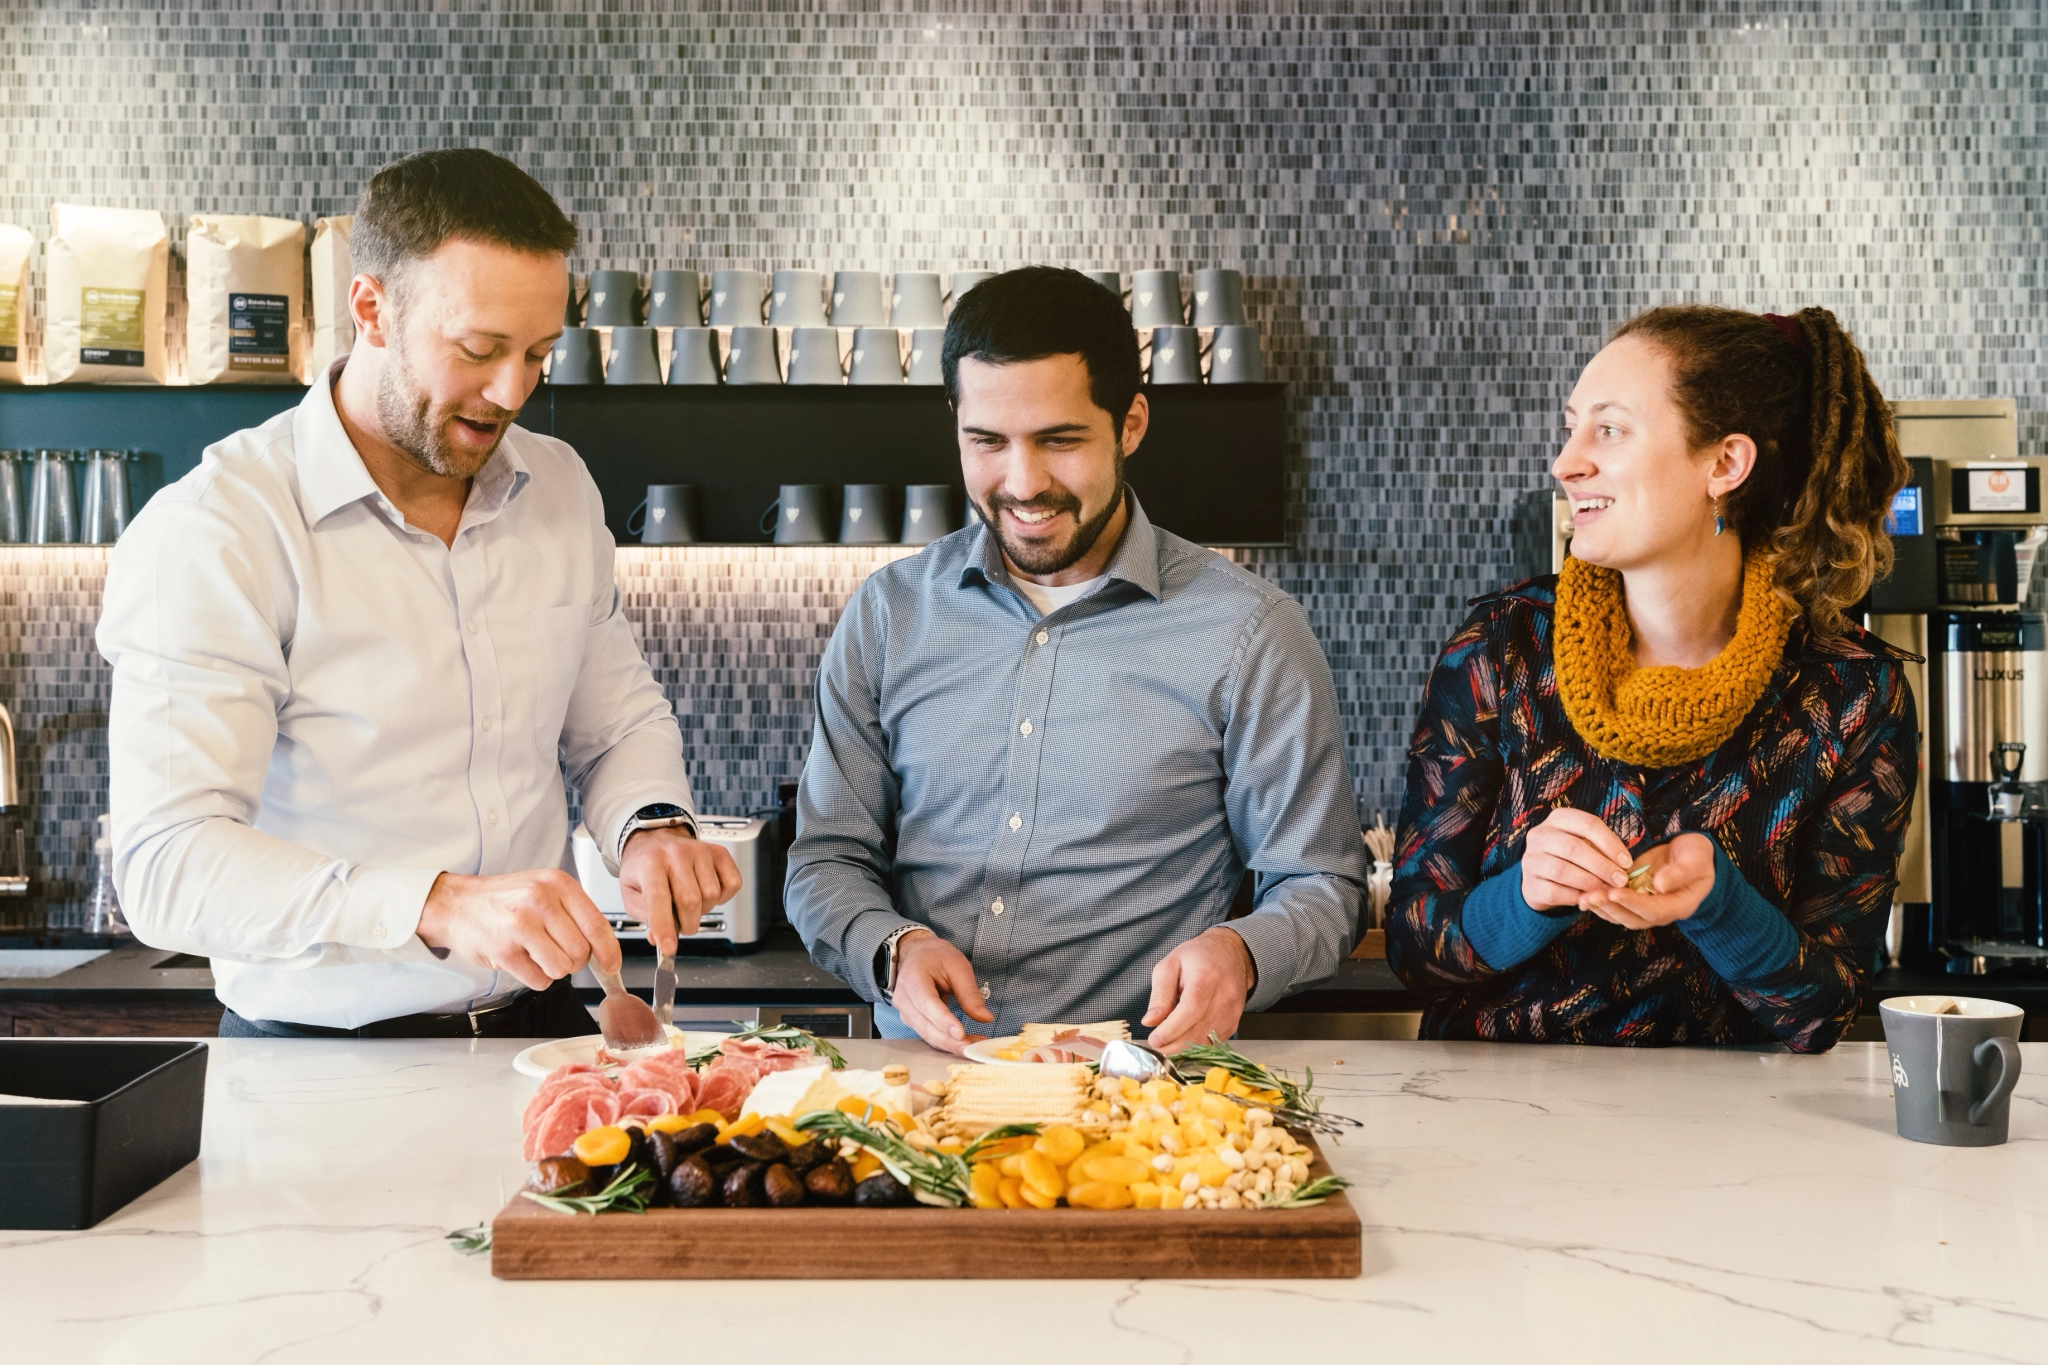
[[876, 924, 927, 1003], [618, 802, 695, 860]]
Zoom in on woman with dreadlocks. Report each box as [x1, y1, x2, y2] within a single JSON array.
[[1389, 306, 1917, 1051]]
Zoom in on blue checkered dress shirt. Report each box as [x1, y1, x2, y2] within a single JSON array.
[[786, 494, 1367, 1033]]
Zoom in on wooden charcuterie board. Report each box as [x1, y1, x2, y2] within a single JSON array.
[[490, 1132, 1362, 1280]]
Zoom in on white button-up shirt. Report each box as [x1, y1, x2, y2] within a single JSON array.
[[97, 371, 695, 1028]]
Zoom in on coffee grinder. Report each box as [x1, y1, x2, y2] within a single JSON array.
[[1869, 399, 2048, 976]]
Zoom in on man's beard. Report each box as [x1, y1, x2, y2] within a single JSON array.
[[978, 447, 1126, 576], [374, 330, 514, 479]]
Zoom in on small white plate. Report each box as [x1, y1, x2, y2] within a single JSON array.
[[513, 1030, 727, 1079], [961, 1036, 1032, 1066]]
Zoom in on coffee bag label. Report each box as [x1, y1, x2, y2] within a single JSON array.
[[81, 286, 146, 367], [228, 291, 290, 372], [0, 282, 15, 363]]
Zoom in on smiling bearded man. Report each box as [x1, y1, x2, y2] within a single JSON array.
[[786, 266, 1368, 1055]]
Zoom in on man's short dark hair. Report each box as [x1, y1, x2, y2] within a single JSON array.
[[942, 267, 1142, 426], [351, 148, 578, 289]]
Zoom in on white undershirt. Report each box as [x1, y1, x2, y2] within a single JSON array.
[[1012, 573, 1108, 617]]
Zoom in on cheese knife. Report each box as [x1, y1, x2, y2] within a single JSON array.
[[653, 943, 676, 1029]]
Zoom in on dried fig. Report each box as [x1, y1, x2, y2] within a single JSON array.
[[784, 1139, 830, 1174], [721, 1160, 765, 1208], [803, 1157, 855, 1205], [853, 1171, 914, 1207], [524, 1155, 591, 1198], [762, 1162, 807, 1207], [668, 1156, 716, 1208], [728, 1131, 791, 1164]]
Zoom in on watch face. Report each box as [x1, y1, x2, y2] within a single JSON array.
[[635, 803, 688, 820]]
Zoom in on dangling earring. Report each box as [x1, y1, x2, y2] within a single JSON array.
[[1714, 497, 1726, 537]]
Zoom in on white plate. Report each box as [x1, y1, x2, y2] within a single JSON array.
[[512, 1030, 728, 1080], [961, 1036, 1032, 1066]]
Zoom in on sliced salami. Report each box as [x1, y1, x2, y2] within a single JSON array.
[[695, 1064, 754, 1120]]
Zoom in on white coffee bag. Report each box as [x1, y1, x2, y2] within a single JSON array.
[[308, 215, 355, 378], [45, 202, 168, 385], [186, 214, 306, 386], [0, 224, 31, 383]]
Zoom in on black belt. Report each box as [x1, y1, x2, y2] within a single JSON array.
[[226, 978, 591, 1039]]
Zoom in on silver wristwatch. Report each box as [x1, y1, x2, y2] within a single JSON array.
[[617, 802, 695, 861], [877, 924, 926, 1003]]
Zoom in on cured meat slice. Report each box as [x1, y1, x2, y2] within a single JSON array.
[[695, 1064, 754, 1120], [720, 1038, 812, 1074], [619, 1054, 700, 1114], [617, 1087, 675, 1121], [529, 1090, 605, 1161], [585, 1091, 623, 1130], [523, 1067, 613, 1130]]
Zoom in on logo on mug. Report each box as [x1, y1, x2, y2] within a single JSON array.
[[909, 509, 924, 523], [849, 508, 863, 521], [652, 507, 667, 522], [1892, 1053, 1909, 1087], [787, 507, 799, 522]]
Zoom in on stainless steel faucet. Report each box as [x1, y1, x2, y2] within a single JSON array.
[[0, 703, 29, 896]]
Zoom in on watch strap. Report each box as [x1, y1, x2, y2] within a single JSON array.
[[877, 924, 924, 1003]]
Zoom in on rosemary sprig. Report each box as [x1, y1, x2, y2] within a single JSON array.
[[1168, 1034, 1362, 1137], [445, 1222, 492, 1255], [519, 1163, 653, 1216], [793, 1108, 967, 1206], [686, 1021, 848, 1071], [1266, 1173, 1351, 1209], [961, 1121, 1041, 1162]]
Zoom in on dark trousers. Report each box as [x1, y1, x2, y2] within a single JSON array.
[[218, 976, 599, 1039]]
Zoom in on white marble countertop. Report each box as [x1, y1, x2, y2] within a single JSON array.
[[4, 1038, 2044, 1363]]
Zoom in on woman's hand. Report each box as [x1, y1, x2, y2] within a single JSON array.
[[1579, 832, 1716, 928], [1520, 807, 1634, 910]]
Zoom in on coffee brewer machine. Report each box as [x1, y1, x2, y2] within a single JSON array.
[[1869, 400, 2048, 975]]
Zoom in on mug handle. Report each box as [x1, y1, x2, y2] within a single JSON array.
[[759, 498, 783, 537], [627, 498, 649, 537], [1968, 1036, 2022, 1126]]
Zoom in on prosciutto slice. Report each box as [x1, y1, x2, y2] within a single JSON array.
[[620, 1054, 701, 1114], [719, 1037, 813, 1074], [695, 1062, 755, 1120], [1021, 1029, 1109, 1065], [616, 1087, 675, 1121]]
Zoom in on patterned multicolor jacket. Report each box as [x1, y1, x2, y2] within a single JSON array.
[[1388, 576, 1918, 1051]]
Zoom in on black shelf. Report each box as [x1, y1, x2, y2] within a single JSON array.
[[0, 381, 1288, 547]]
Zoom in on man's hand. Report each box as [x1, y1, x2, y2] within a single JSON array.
[[1578, 832, 1716, 929], [416, 869, 619, 991], [891, 928, 995, 1056], [1142, 926, 1256, 1053], [619, 826, 744, 953], [1521, 807, 1633, 910]]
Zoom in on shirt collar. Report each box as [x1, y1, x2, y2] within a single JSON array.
[[957, 488, 1163, 603], [293, 360, 533, 527]]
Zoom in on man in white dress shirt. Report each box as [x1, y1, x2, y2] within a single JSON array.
[[97, 149, 739, 1036]]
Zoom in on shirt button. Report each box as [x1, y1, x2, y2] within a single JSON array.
[[488, 811, 500, 826], [980, 982, 992, 999], [372, 924, 385, 940], [466, 621, 478, 635], [1019, 719, 1033, 736], [1035, 630, 1048, 646], [481, 717, 493, 732], [1009, 813, 1022, 831], [991, 898, 1004, 916]]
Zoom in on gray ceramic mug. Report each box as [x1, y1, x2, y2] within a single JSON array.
[[889, 271, 945, 327], [725, 326, 783, 385], [667, 327, 722, 385], [1879, 996, 2024, 1146], [765, 484, 833, 544], [949, 270, 997, 310], [708, 269, 764, 326], [1130, 269, 1185, 327], [549, 328, 604, 385], [1148, 325, 1204, 385], [785, 327, 845, 385], [905, 329, 946, 386], [605, 326, 663, 385], [840, 484, 898, 544], [648, 269, 704, 327], [1208, 325, 1267, 383], [901, 484, 960, 544], [830, 270, 888, 327], [1081, 270, 1123, 297], [630, 484, 699, 545], [1190, 268, 1246, 326], [847, 328, 904, 385], [585, 269, 643, 327], [769, 269, 828, 327]]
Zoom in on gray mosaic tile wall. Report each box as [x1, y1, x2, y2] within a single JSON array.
[[1, 0, 2043, 929]]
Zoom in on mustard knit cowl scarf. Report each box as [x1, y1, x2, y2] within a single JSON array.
[[1553, 554, 1799, 769]]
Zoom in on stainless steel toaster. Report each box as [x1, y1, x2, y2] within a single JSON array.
[[571, 814, 771, 950]]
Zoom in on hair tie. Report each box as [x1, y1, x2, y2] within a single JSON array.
[[1762, 312, 1808, 355]]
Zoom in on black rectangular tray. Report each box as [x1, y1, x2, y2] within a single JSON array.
[[0, 1039, 209, 1229]]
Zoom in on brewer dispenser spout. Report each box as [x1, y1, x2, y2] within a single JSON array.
[[1990, 741, 2028, 818], [0, 703, 25, 895]]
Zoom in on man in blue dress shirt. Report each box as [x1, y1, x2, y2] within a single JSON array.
[[786, 267, 1366, 1053]]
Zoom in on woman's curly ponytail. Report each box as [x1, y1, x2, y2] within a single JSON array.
[[1612, 304, 1910, 637]]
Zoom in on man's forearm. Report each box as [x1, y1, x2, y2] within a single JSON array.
[[1227, 870, 1363, 1012]]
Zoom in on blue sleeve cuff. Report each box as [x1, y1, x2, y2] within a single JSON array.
[[1463, 867, 1578, 972], [1680, 842, 1798, 986]]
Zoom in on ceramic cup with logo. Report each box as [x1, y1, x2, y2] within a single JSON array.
[[1148, 325, 1203, 385], [765, 484, 833, 545], [725, 326, 783, 385], [847, 328, 904, 385], [1879, 996, 2024, 1146], [905, 328, 946, 386], [1190, 268, 1247, 326], [768, 269, 828, 327], [830, 270, 888, 327], [563, 267, 583, 326], [605, 326, 663, 385], [840, 484, 898, 544], [585, 269, 644, 327], [709, 269, 765, 326], [1130, 269, 1186, 327], [548, 328, 604, 385], [785, 327, 845, 385], [949, 270, 997, 311], [1081, 270, 1123, 297], [889, 270, 946, 328], [901, 484, 961, 545], [648, 269, 704, 327], [667, 327, 722, 385], [1207, 325, 1267, 383], [629, 484, 700, 545]]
